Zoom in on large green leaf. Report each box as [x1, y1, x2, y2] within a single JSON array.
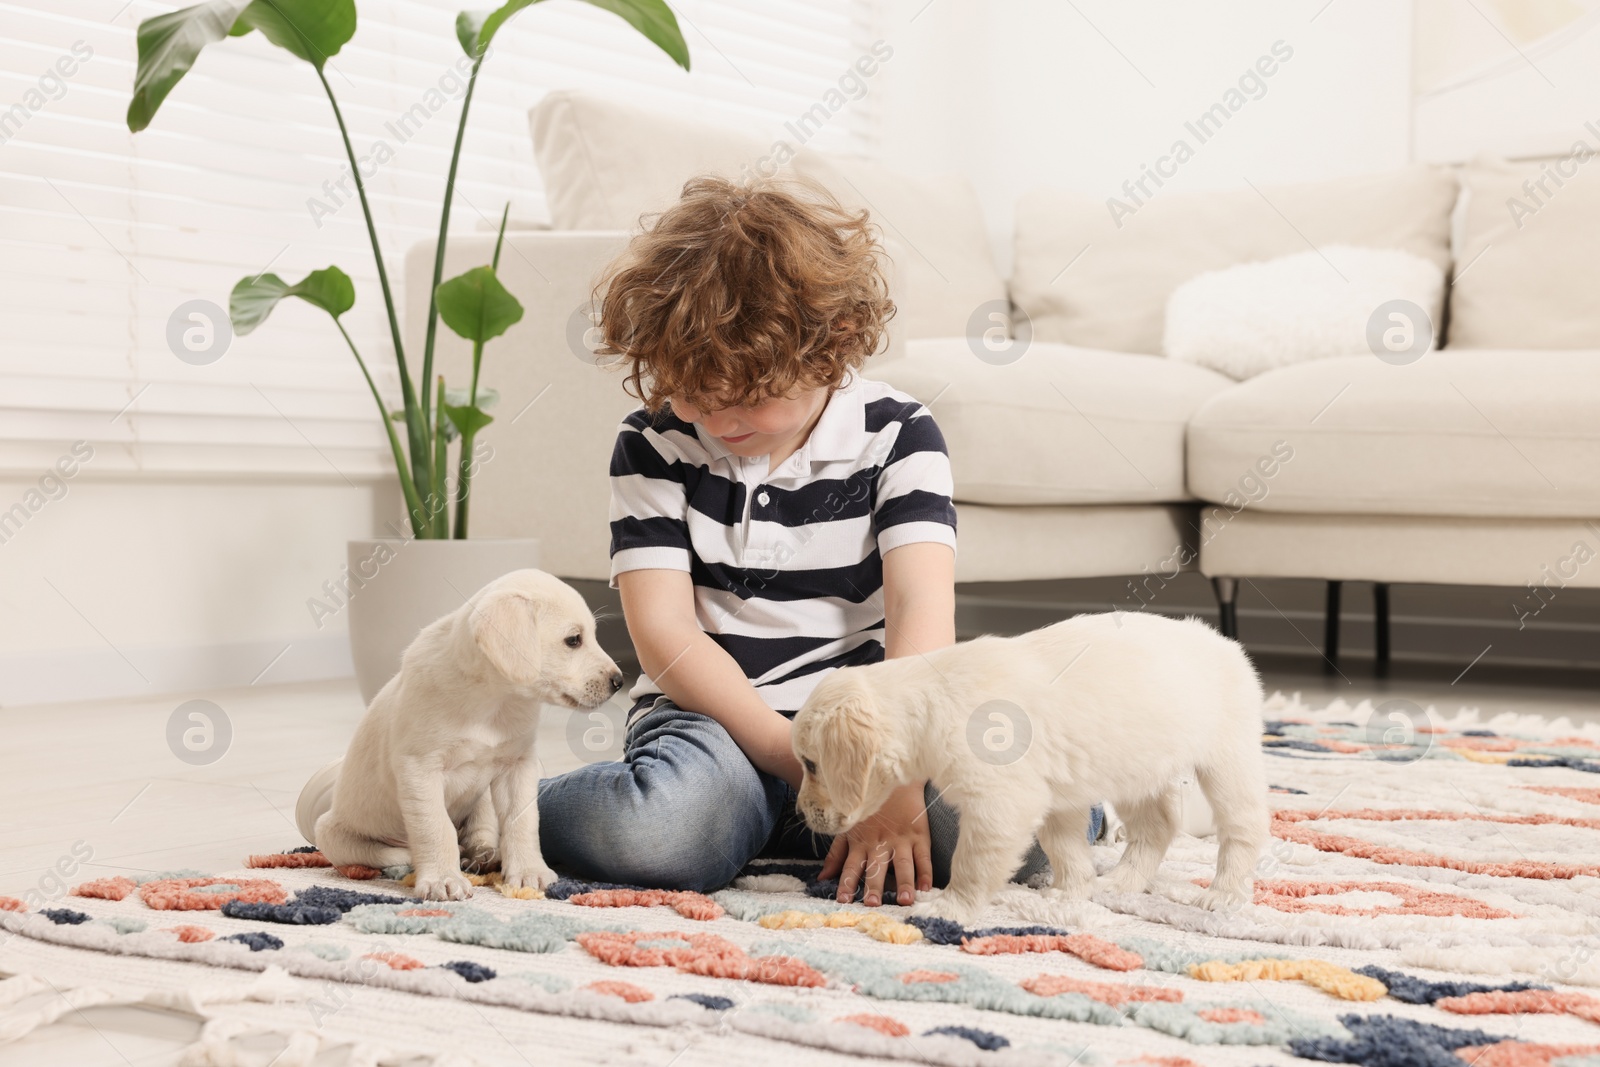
[[127, 0, 252, 132], [230, 266, 356, 335], [127, 0, 356, 131], [455, 11, 490, 57], [441, 401, 495, 443], [457, 0, 689, 69], [235, 0, 357, 68], [434, 387, 500, 439], [435, 266, 524, 344]]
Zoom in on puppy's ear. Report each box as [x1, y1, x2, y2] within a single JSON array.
[[819, 688, 878, 816], [470, 591, 542, 685]]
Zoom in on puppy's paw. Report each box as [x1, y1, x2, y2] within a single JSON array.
[[413, 870, 474, 901], [1196, 885, 1250, 913], [459, 837, 500, 874], [1041, 878, 1093, 902], [1097, 865, 1147, 896], [910, 893, 977, 927], [500, 860, 559, 892]]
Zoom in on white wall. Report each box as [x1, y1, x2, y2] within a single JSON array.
[[0, 473, 396, 707], [873, 0, 1415, 275]]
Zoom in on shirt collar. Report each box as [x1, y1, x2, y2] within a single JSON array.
[[800, 373, 866, 463], [694, 373, 866, 467]]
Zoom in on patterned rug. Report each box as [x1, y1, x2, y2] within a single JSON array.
[[4, 693, 1600, 1067]]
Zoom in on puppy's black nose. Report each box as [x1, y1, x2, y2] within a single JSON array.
[[608, 671, 624, 692]]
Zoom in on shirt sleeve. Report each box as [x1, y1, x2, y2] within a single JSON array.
[[608, 413, 693, 587], [872, 407, 958, 556]]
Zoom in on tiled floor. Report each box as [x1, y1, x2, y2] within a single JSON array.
[[2, 663, 1596, 1065]]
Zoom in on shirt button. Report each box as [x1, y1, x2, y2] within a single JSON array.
[[757, 491, 770, 506]]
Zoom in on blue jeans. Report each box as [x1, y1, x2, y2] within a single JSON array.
[[536, 699, 1096, 894]]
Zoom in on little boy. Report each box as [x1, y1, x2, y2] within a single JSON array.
[[531, 176, 1053, 906], [294, 177, 1069, 906]]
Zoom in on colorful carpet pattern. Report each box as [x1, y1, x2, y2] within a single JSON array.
[[5, 694, 1600, 1066]]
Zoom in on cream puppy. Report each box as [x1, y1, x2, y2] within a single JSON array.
[[793, 612, 1267, 925], [315, 569, 622, 901]]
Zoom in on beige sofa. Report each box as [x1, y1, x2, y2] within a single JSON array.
[[417, 91, 1600, 665], [1183, 160, 1600, 661]]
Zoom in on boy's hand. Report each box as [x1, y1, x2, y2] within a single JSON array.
[[820, 781, 932, 906]]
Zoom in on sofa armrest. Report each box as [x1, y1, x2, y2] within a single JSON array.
[[404, 231, 634, 582]]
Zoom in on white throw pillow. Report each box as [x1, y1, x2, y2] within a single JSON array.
[[1161, 246, 1445, 379]]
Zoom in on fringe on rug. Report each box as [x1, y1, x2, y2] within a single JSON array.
[[0, 968, 477, 1066], [183, 1018, 480, 1066]]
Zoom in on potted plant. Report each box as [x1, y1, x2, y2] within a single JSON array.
[[126, 0, 689, 699]]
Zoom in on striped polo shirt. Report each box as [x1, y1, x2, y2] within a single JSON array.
[[608, 374, 957, 717]]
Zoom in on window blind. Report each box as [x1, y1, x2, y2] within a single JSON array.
[[0, 0, 884, 478]]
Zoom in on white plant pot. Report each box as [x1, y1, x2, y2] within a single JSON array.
[[345, 537, 540, 704]]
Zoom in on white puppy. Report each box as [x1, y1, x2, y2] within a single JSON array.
[[792, 612, 1267, 925], [315, 569, 622, 901]]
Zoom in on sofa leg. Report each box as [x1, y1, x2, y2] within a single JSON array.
[[1211, 577, 1239, 639], [1373, 582, 1391, 676], [1324, 580, 1342, 672]]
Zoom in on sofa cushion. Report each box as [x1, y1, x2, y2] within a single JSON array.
[[791, 153, 1009, 339], [1011, 165, 1459, 355], [874, 338, 1233, 505], [1186, 350, 1600, 517], [1448, 155, 1600, 349], [531, 89, 789, 230]]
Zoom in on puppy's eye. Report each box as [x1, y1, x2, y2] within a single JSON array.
[[801, 757, 817, 776], [564, 633, 582, 649]]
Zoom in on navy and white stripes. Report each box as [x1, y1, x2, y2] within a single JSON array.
[[609, 376, 957, 716]]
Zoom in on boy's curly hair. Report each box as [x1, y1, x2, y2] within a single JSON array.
[[592, 175, 895, 412]]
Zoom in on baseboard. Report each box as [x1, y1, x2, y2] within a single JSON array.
[[0, 633, 355, 709], [953, 604, 1600, 671], [566, 576, 1600, 679]]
